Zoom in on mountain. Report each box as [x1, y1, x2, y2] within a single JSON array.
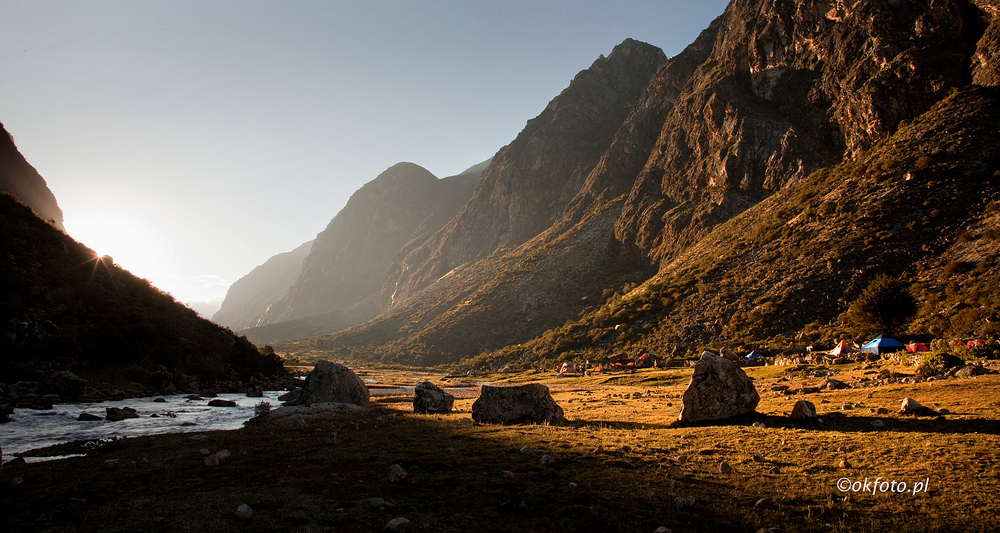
[[0, 122, 64, 231], [241, 160, 485, 343], [212, 239, 314, 330], [279, 0, 1000, 367], [0, 192, 284, 389]]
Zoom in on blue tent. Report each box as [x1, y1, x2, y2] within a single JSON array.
[[745, 350, 764, 360], [861, 335, 906, 355]]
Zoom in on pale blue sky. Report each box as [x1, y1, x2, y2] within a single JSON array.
[[0, 0, 729, 314]]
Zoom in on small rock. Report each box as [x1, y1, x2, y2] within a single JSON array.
[[152, 516, 170, 525], [676, 454, 688, 464], [502, 470, 515, 480], [208, 399, 237, 407], [839, 459, 851, 469], [871, 419, 885, 429], [592, 445, 605, 454], [10, 477, 24, 487], [752, 453, 765, 462], [104, 459, 120, 469], [105, 407, 139, 422], [389, 464, 408, 483], [841, 402, 854, 410], [78, 413, 102, 422], [235, 504, 253, 520], [666, 465, 684, 479], [752, 421, 765, 428], [754, 497, 774, 510], [654, 528, 673, 533], [204, 454, 220, 467], [719, 462, 733, 474], [621, 445, 632, 453], [900, 397, 937, 416], [383, 517, 412, 533], [520, 446, 535, 456], [188, 434, 208, 441], [199, 448, 211, 456], [458, 418, 473, 426], [674, 495, 695, 509], [327, 431, 338, 444], [215, 449, 231, 463], [789, 400, 817, 421], [290, 419, 309, 431], [153, 398, 167, 403], [365, 498, 386, 509], [540, 454, 555, 465]]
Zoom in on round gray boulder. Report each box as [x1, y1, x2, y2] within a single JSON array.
[[286, 361, 369, 407], [678, 352, 760, 422]]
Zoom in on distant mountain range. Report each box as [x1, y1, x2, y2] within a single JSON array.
[[241, 0, 1000, 368]]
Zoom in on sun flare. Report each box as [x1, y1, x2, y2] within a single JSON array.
[[63, 206, 171, 282]]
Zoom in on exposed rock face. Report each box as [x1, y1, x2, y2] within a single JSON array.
[[412, 381, 454, 414], [678, 352, 760, 422], [286, 360, 369, 407], [0, 122, 64, 230], [472, 384, 564, 425], [212, 240, 313, 331], [379, 39, 668, 308]]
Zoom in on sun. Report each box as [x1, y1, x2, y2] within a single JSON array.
[[63, 206, 172, 282]]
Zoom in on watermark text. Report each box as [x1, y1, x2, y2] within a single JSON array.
[[836, 477, 931, 496]]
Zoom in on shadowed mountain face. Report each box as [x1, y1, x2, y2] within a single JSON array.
[[0, 122, 64, 231], [0, 193, 283, 386], [284, 0, 1000, 366], [212, 239, 314, 331], [239, 161, 485, 343]]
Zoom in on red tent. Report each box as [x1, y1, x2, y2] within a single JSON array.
[[968, 339, 986, 347], [906, 343, 930, 352]]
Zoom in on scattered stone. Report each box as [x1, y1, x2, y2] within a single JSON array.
[[871, 419, 885, 429], [676, 454, 688, 464], [877, 407, 889, 415], [78, 412, 102, 422], [152, 516, 170, 525], [954, 365, 992, 379], [200, 448, 211, 456], [412, 381, 455, 414], [540, 454, 555, 465], [285, 361, 370, 407], [383, 517, 412, 533], [235, 504, 253, 520], [184, 394, 203, 400], [666, 465, 684, 479], [187, 434, 208, 441], [677, 352, 759, 422], [472, 384, 564, 425], [520, 446, 535, 456], [458, 418, 473, 426], [153, 398, 167, 403], [799, 386, 821, 394], [592, 445, 605, 454], [820, 378, 850, 390], [621, 445, 633, 453], [754, 497, 774, 510], [789, 400, 817, 421], [839, 459, 851, 469], [900, 398, 938, 416], [654, 528, 673, 533], [719, 462, 733, 474], [207, 399, 237, 407], [10, 477, 24, 487], [105, 407, 139, 422], [674, 495, 696, 509], [752, 453, 765, 462], [752, 421, 765, 428], [389, 464, 408, 483], [502, 470, 515, 480], [104, 459, 119, 469], [290, 419, 309, 432], [327, 431, 338, 444], [215, 449, 231, 463], [841, 402, 854, 410], [204, 455, 220, 467], [364, 498, 386, 509]]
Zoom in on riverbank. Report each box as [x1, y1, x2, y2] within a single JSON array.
[[2, 362, 999, 532]]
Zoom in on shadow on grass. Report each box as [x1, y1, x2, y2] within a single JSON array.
[[672, 411, 1000, 435]]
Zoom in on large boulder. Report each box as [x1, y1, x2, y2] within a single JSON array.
[[39, 371, 88, 399], [286, 361, 369, 407], [678, 352, 760, 423], [472, 384, 564, 425], [413, 381, 455, 414]]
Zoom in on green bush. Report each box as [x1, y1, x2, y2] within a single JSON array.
[[848, 274, 918, 336]]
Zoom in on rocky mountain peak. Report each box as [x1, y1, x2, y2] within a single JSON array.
[[0, 122, 64, 231]]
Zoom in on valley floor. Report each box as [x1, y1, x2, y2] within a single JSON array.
[[1, 362, 998, 532]]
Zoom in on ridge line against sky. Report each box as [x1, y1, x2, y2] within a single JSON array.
[[1, 0, 729, 316]]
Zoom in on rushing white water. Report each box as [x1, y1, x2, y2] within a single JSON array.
[[0, 391, 284, 463]]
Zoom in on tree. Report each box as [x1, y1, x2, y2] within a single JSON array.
[[848, 274, 918, 336]]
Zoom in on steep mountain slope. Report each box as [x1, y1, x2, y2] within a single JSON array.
[[212, 239, 314, 330], [485, 85, 1000, 367], [0, 193, 283, 387], [378, 39, 667, 309], [0, 122, 64, 231], [287, 0, 1000, 366], [244, 161, 484, 341]]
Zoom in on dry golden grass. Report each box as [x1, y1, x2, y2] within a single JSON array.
[[1, 362, 998, 532]]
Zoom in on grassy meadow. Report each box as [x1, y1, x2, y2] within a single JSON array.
[[1, 361, 998, 532]]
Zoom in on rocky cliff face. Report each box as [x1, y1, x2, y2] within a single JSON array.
[[301, 0, 1000, 365], [378, 39, 667, 309], [212, 239, 314, 330], [0, 122, 64, 231], [252, 161, 482, 332]]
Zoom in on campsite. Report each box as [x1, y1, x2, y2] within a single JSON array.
[[3, 342, 999, 533]]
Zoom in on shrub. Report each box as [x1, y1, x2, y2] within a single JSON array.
[[254, 401, 271, 418], [848, 274, 918, 336]]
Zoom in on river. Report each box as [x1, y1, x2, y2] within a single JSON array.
[[0, 391, 285, 463]]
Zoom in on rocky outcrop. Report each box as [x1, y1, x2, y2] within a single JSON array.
[[412, 381, 454, 414], [286, 360, 369, 407], [678, 352, 759, 423], [472, 384, 564, 425], [212, 240, 314, 330], [0, 122, 63, 230]]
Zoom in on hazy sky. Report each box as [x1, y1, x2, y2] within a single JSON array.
[[1, 0, 729, 315]]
